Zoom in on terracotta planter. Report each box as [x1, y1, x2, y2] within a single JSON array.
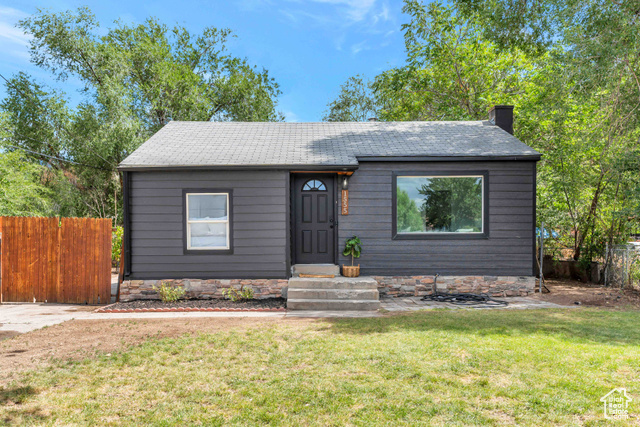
[[342, 264, 360, 277]]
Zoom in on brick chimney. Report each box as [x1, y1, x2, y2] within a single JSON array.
[[488, 105, 514, 135]]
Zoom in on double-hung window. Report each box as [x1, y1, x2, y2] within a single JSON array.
[[393, 173, 487, 238], [185, 192, 231, 251]]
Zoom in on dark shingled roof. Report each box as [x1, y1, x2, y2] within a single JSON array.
[[119, 121, 540, 169]]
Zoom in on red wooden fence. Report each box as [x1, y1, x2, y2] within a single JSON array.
[[0, 217, 112, 304]]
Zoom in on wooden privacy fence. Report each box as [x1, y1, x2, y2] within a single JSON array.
[[1, 217, 112, 304]]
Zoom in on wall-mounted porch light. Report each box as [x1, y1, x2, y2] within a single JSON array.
[[341, 175, 349, 190]]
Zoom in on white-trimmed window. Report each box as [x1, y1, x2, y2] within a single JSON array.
[[186, 193, 230, 250]]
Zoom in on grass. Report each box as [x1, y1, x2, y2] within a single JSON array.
[[2, 308, 640, 425]]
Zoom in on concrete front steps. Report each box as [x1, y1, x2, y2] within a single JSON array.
[[287, 276, 380, 311], [292, 264, 340, 277]]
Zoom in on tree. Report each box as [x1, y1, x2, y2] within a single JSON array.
[[372, 1, 535, 121], [325, 0, 640, 262], [0, 150, 52, 217], [323, 75, 378, 122], [419, 177, 482, 232], [19, 8, 283, 126], [455, 0, 640, 259], [1, 7, 283, 222], [324, 2, 535, 122], [0, 113, 53, 216], [396, 188, 424, 232]]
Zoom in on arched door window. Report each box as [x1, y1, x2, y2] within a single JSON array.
[[302, 179, 327, 191]]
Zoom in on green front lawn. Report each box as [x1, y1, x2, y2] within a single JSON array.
[[2, 309, 640, 425]]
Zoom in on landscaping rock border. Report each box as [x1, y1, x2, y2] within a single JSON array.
[[97, 306, 286, 313], [97, 297, 287, 313]]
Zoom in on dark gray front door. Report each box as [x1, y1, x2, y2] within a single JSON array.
[[294, 175, 335, 264]]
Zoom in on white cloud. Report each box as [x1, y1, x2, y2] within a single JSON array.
[[238, 0, 275, 12], [0, 6, 29, 47], [372, 2, 389, 24], [350, 40, 369, 54], [283, 110, 300, 122], [310, 0, 376, 23], [279, 8, 335, 26], [0, 6, 31, 66], [278, 0, 390, 27], [0, 6, 27, 17], [0, 21, 29, 45]]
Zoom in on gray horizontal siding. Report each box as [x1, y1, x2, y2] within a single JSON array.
[[338, 161, 536, 276], [129, 170, 288, 280]]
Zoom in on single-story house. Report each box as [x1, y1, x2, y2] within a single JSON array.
[[118, 105, 541, 305]]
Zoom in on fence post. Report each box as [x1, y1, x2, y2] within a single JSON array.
[[624, 246, 629, 288], [604, 242, 609, 287], [539, 221, 544, 294]]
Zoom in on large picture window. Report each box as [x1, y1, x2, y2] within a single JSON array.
[[185, 192, 230, 250], [394, 174, 486, 237]]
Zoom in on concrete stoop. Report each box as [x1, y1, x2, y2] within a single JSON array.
[[287, 276, 380, 311], [292, 264, 341, 277]]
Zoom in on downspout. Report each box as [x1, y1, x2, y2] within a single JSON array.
[[122, 170, 132, 279]]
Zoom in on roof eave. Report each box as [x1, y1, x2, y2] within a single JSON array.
[[355, 154, 542, 162], [117, 164, 360, 172]]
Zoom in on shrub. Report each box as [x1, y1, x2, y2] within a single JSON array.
[[222, 285, 254, 302], [112, 226, 123, 265], [153, 281, 186, 303]]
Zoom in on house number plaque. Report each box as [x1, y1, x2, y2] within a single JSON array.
[[341, 190, 349, 215]]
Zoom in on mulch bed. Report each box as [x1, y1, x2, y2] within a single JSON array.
[[97, 298, 286, 313]]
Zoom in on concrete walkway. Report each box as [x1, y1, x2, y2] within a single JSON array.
[[381, 296, 566, 311], [0, 303, 284, 333], [1, 296, 567, 334]]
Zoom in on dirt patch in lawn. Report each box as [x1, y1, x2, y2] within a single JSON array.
[[0, 331, 20, 341], [0, 317, 312, 385], [531, 278, 640, 309]]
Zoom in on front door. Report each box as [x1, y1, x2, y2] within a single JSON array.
[[294, 175, 335, 264]]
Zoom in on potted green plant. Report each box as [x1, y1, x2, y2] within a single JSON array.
[[342, 235, 362, 277]]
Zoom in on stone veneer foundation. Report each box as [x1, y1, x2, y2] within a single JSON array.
[[119, 276, 535, 302], [374, 275, 536, 297], [119, 279, 289, 302]]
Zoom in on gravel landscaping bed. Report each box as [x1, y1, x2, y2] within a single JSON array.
[[98, 298, 286, 313]]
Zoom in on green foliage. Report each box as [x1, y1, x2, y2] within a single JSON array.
[[221, 286, 254, 302], [4, 309, 640, 425], [112, 227, 123, 264], [396, 177, 482, 233], [396, 189, 424, 232], [0, 7, 283, 223], [325, 0, 640, 261], [0, 150, 53, 217], [453, 0, 640, 259], [630, 261, 640, 288], [419, 177, 482, 232], [323, 75, 378, 122], [324, 2, 534, 122], [342, 235, 362, 266], [153, 282, 186, 303], [372, 1, 534, 121]]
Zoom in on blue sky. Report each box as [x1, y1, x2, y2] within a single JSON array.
[[0, 0, 409, 122]]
